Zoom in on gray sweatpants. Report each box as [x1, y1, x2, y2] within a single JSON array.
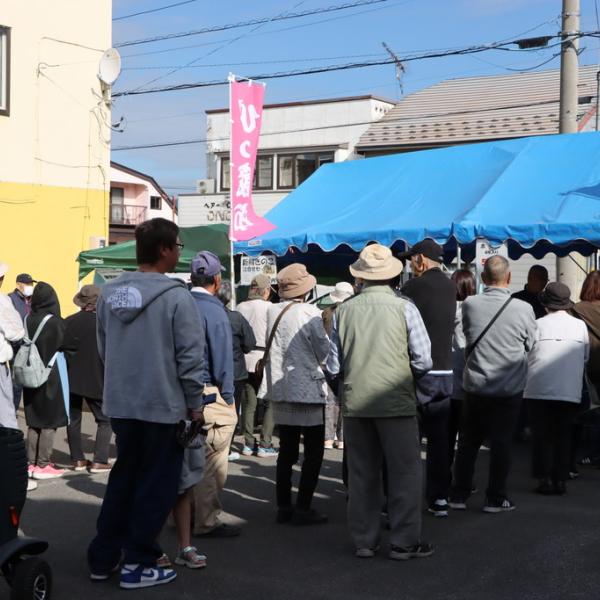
[[0, 363, 17, 429], [345, 416, 422, 550]]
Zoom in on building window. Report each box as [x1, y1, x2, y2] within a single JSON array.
[[255, 155, 273, 190], [220, 155, 274, 192], [221, 158, 231, 192], [110, 187, 124, 223], [0, 26, 10, 116], [150, 195, 162, 210], [277, 152, 334, 189]]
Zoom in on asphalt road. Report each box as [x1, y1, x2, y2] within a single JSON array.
[[6, 411, 600, 600]]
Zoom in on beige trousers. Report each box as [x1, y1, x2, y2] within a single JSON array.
[[193, 388, 237, 534]]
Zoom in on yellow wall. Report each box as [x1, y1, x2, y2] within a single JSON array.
[[1, 181, 108, 315], [0, 1, 111, 313]]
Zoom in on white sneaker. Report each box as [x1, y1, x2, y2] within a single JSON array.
[[27, 479, 38, 492], [228, 451, 240, 462]]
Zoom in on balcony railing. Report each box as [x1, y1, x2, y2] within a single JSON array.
[[110, 204, 147, 226]]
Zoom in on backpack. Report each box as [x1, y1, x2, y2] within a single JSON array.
[[13, 315, 58, 388]]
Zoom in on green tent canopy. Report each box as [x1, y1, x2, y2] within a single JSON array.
[[77, 224, 230, 280]]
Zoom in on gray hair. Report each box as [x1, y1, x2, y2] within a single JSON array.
[[483, 255, 510, 285], [216, 280, 232, 306]]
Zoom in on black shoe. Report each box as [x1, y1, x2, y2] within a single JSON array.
[[196, 523, 241, 537], [568, 467, 579, 480], [554, 480, 567, 495], [427, 499, 449, 517], [534, 478, 555, 495], [483, 497, 516, 513], [389, 543, 434, 560], [290, 509, 328, 526], [276, 507, 294, 524]]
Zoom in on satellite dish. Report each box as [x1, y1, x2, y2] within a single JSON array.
[[98, 48, 122, 86]]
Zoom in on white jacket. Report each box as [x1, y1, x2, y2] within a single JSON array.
[[524, 310, 589, 404], [237, 298, 270, 373], [259, 300, 329, 404], [0, 293, 24, 363]]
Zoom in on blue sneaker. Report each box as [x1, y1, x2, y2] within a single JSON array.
[[257, 446, 278, 458], [241, 445, 255, 456], [119, 564, 177, 589]]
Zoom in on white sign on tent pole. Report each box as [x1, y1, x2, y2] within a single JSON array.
[[240, 256, 277, 285], [475, 239, 509, 275]]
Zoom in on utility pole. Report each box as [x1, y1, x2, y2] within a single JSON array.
[[557, 0, 586, 296]]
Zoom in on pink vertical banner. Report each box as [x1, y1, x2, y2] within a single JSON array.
[[229, 75, 275, 241]]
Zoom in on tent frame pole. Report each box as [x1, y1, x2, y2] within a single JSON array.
[[230, 239, 236, 309], [456, 243, 462, 270]]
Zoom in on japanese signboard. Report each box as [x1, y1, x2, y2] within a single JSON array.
[[240, 256, 277, 285], [229, 76, 275, 241], [193, 197, 231, 225], [475, 239, 509, 274]]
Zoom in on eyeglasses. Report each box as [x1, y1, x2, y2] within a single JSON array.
[[176, 243, 185, 250]]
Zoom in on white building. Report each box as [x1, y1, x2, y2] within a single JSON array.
[[178, 95, 394, 226]]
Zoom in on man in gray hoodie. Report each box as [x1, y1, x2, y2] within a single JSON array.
[[87, 218, 206, 590], [450, 256, 536, 514]]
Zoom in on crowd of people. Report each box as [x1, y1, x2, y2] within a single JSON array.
[[1, 216, 600, 589]]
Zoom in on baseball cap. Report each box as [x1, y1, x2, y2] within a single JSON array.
[[191, 251, 225, 277], [397, 239, 444, 263], [250, 273, 271, 290], [16, 273, 36, 284]]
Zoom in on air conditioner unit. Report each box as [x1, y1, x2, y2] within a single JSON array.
[[89, 235, 107, 249], [196, 178, 216, 195]]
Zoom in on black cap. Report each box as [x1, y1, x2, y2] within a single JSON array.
[[16, 273, 35, 284], [397, 239, 444, 263], [540, 282, 573, 311]]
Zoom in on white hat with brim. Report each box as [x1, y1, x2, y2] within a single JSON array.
[[350, 244, 403, 280], [330, 281, 355, 303], [0, 263, 8, 278]]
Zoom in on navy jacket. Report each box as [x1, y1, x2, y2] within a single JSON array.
[[8, 290, 30, 322], [191, 290, 235, 404], [226, 308, 256, 381]]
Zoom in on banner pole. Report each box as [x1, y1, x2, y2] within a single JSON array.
[[228, 72, 236, 308]]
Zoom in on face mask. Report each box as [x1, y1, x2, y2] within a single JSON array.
[[23, 285, 34, 297]]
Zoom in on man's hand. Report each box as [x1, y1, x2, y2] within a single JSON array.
[[189, 408, 205, 424]]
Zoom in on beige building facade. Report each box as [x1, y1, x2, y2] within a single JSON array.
[[0, 1, 112, 309]]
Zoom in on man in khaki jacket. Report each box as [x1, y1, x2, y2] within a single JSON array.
[[327, 244, 434, 560]]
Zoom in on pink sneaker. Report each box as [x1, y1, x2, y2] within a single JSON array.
[[32, 464, 65, 480], [27, 464, 35, 478]]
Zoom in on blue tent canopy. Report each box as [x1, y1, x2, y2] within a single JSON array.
[[234, 132, 600, 258]]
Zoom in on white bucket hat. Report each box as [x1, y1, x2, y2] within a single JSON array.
[[350, 244, 403, 280], [330, 282, 355, 303]]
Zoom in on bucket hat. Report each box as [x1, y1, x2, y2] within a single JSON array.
[[350, 244, 403, 280], [277, 264, 316, 299]]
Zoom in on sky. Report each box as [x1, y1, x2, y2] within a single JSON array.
[[110, 0, 600, 195]]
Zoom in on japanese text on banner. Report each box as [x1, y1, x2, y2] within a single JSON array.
[[229, 77, 275, 242]]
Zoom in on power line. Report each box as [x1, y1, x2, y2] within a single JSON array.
[[113, 0, 201, 21], [112, 33, 573, 98], [121, 52, 386, 71], [131, 0, 309, 94], [112, 97, 572, 151], [114, 0, 390, 48]]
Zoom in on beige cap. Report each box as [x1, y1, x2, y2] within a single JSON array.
[[350, 244, 403, 281], [248, 273, 272, 300], [0, 263, 8, 278], [277, 263, 316, 299]]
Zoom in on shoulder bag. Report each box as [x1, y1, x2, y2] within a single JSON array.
[[465, 297, 513, 360], [254, 302, 297, 387]]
